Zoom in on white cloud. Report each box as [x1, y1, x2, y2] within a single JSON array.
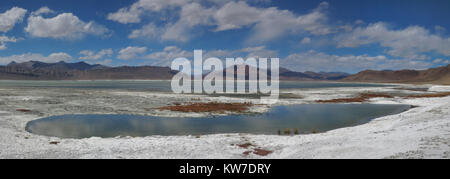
[[107, 8, 141, 24], [31, 7, 55, 16], [161, 2, 215, 42], [433, 58, 443, 64], [354, 20, 364, 25], [281, 50, 433, 73], [215, 1, 330, 42], [435, 25, 446, 34], [432, 58, 449, 65], [0, 36, 18, 50], [79, 49, 113, 60], [212, 1, 260, 32], [107, 0, 189, 24], [0, 52, 72, 64], [117, 46, 147, 60], [301, 37, 311, 44], [0, 7, 27, 33], [238, 46, 277, 59], [128, 2, 215, 42], [128, 23, 160, 39], [118, 1, 331, 43], [202, 46, 277, 60], [335, 22, 450, 59], [337, 24, 353, 32], [142, 45, 277, 67], [47, 52, 73, 62], [145, 46, 193, 66], [25, 12, 109, 39]]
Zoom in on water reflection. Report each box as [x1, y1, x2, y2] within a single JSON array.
[[26, 104, 410, 139]]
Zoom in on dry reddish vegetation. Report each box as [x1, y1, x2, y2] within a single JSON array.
[[406, 92, 450, 98], [235, 142, 273, 156], [237, 143, 253, 149], [157, 102, 253, 113], [253, 149, 273, 156], [360, 93, 394, 98], [243, 149, 273, 156], [16, 109, 31, 112], [316, 97, 366, 103], [316, 93, 394, 103]]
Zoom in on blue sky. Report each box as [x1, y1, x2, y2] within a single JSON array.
[[0, 0, 449, 73]]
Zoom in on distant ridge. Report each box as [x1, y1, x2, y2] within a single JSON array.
[[0, 61, 177, 80], [2, 60, 447, 84], [0, 61, 350, 81], [341, 64, 450, 85], [279, 68, 349, 80], [7, 61, 108, 71], [206, 65, 350, 81]]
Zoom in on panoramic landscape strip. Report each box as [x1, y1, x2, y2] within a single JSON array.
[[0, 0, 449, 170]]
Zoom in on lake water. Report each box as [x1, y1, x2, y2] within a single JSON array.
[[26, 104, 410, 138]]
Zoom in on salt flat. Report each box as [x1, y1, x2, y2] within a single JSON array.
[[0, 85, 449, 159]]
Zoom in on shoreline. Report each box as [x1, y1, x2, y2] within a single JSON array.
[[0, 83, 449, 158]]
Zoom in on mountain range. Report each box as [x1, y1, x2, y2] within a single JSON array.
[[341, 64, 450, 85], [0, 61, 449, 85], [0, 61, 177, 80], [207, 66, 351, 81], [0, 61, 350, 81]]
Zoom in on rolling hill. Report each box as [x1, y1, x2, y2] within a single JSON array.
[[341, 65, 450, 85]]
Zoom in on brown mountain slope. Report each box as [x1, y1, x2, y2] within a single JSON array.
[[0, 61, 177, 80], [341, 65, 450, 85]]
